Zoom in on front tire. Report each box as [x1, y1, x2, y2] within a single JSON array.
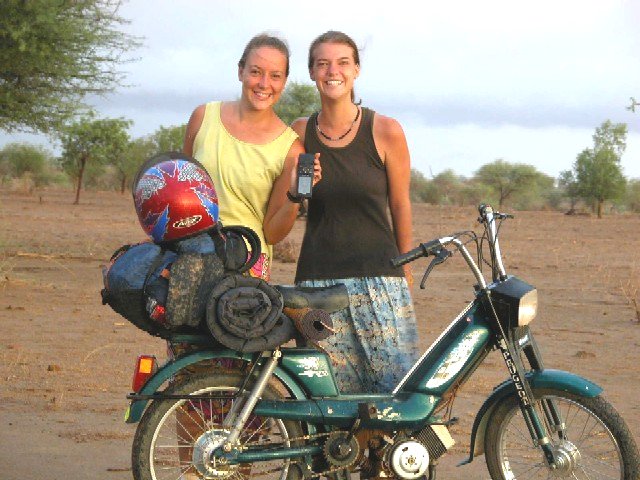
[[485, 388, 639, 479], [132, 372, 304, 480]]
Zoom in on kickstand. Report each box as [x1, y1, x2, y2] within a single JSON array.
[[428, 462, 437, 480]]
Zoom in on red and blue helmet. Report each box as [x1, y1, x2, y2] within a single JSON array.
[[133, 152, 219, 243]]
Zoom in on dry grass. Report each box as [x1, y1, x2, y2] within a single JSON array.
[[0, 252, 14, 286], [620, 279, 640, 323]]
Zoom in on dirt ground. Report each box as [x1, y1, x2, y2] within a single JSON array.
[[1, 188, 639, 480]]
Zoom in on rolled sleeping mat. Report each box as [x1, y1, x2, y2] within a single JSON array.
[[285, 307, 335, 342], [276, 283, 349, 313], [206, 275, 294, 352]]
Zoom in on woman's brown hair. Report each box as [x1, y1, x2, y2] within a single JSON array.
[[238, 33, 290, 77]]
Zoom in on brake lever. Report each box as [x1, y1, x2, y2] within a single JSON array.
[[419, 248, 452, 289]]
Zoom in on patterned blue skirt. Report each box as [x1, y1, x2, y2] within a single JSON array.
[[297, 276, 419, 394]]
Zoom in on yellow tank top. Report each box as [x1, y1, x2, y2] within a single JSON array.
[[192, 101, 298, 279]]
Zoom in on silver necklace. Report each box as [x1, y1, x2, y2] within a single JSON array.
[[315, 107, 360, 141]]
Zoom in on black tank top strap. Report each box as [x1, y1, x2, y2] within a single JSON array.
[[305, 111, 319, 144]]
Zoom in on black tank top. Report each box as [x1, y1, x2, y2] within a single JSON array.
[[295, 108, 403, 282]]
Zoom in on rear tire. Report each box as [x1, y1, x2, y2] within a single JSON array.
[[485, 388, 640, 479], [132, 372, 304, 480]]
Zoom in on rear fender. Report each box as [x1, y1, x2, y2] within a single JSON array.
[[461, 369, 602, 464], [124, 349, 308, 423]]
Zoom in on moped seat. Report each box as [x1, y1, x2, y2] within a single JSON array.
[[276, 284, 349, 313]]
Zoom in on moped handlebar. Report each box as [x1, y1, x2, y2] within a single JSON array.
[[392, 204, 514, 288], [479, 203, 513, 221], [390, 239, 443, 267], [392, 234, 487, 289], [478, 204, 509, 280]]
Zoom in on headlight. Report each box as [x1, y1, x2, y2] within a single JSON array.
[[518, 288, 538, 326], [489, 277, 537, 328]]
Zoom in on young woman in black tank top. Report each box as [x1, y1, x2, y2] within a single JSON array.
[[290, 31, 419, 396]]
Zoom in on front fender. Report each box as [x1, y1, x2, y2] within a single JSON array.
[[461, 369, 602, 465], [124, 349, 308, 423]]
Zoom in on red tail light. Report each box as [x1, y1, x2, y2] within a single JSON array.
[[132, 355, 157, 392]]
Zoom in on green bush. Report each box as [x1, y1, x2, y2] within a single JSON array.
[[0, 142, 64, 187]]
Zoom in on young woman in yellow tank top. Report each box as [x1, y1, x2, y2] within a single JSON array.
[[183, 33, 321, 281], [176, 35, 321, 478]]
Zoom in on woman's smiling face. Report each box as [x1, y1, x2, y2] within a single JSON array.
[[309, 42, 360, 101], [238, 46, 288, 111]]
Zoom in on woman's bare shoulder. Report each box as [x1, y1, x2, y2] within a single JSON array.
[[290, 117, 309, 142], [372, 112, 404, 134]]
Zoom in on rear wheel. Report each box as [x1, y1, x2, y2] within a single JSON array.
[[485, 388, 640, 479], [132, 372, 305, 480]]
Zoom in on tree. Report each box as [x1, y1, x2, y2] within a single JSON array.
[[558, 170, 581, 213], [0, 142, 64, 187], [474, 160, 544, 208], [459, 180, 494, 208], [625, 179, 640, 213], [274, 81, 320, 124], [409, 168, 435, 203], [103, 124, 187, 194], [0, 142, 51, 178], [431, 169, 466, 205], [571, 120, 627, 218], [592, 120, 627, 157], [511, 171, 555, 210], [151, 124, 187, 153], [120, 136, 156, 193], [0, 0, 140, 133], [59, 116, 131, 204]]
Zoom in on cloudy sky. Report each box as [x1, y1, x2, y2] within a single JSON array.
[[2, 0, 639, 179]]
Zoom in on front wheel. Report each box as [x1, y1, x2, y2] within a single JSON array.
[[484, 388, 639, 479], [132, 372, 305, 480]]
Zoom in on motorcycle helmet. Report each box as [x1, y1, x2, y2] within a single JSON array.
[[133, 152, 219, 244]]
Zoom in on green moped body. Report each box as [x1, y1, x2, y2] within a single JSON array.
[[124, 347, 308, 423]]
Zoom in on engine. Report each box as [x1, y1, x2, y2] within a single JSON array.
[[361, 424, 456, 480], [386, 439, 430, 479]]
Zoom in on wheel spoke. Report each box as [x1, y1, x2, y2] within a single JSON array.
[[509, 418, 537, 449], [134, 372, 302, 480], [578, 452, 622, 478], [564, 402, 580, 431], [487, 392, 630, 480], [513, 460, 547, 480], [575, 412, 600, 445]]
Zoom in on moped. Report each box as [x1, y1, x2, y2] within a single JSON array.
[[124, 204, 640, 480]]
